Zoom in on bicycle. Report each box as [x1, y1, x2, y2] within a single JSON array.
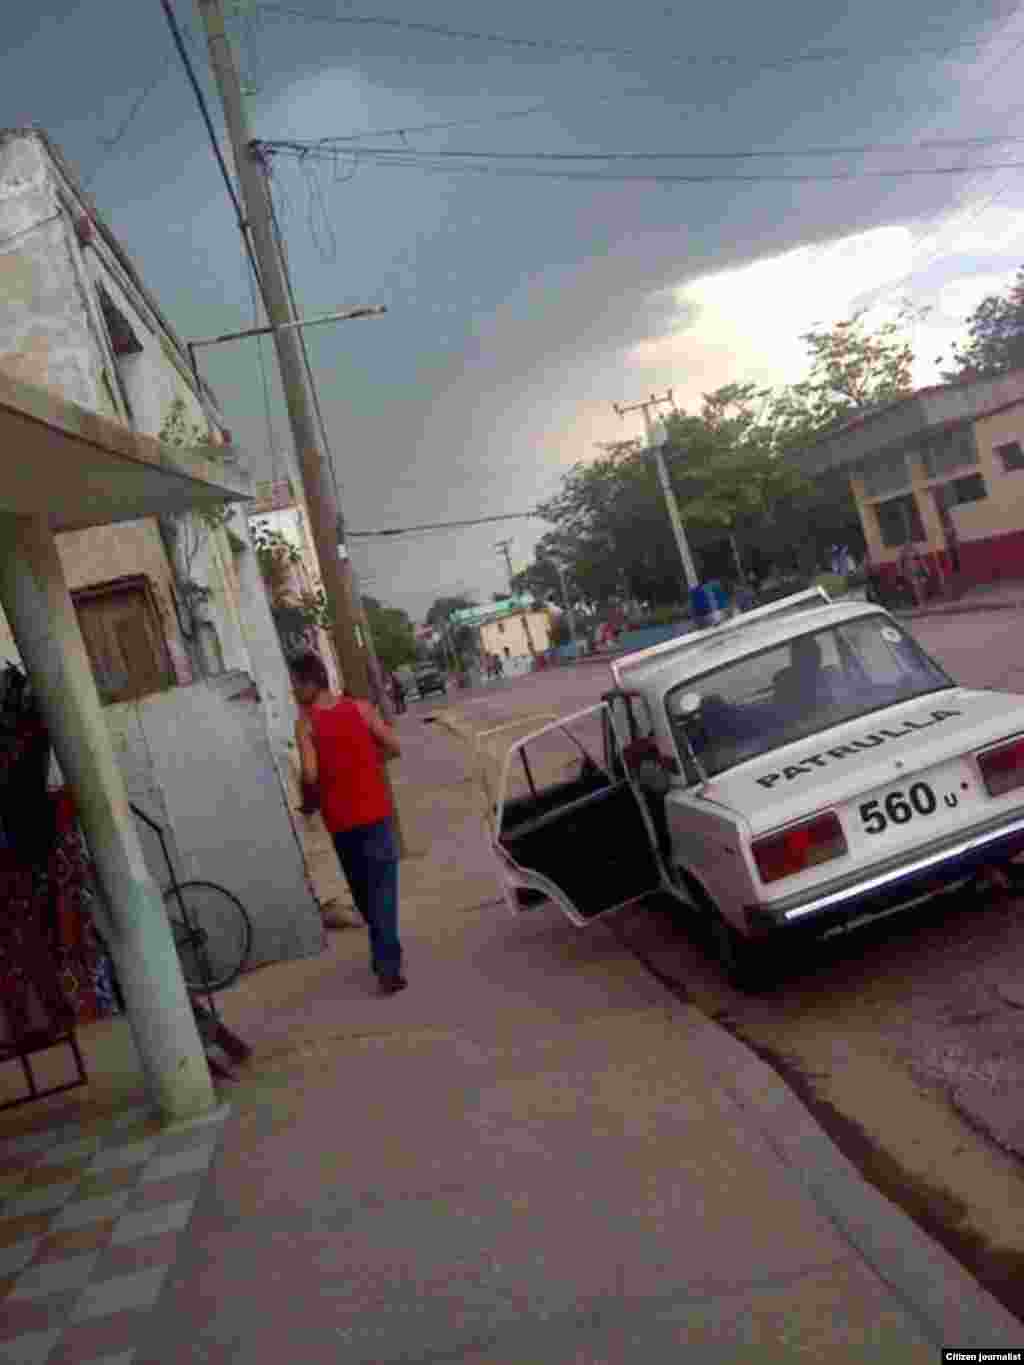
[[131, 804, 253, 993]]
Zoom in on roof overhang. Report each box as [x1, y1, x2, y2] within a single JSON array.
[[792, 369, 1024, 477], [0, 371, 251, 533]]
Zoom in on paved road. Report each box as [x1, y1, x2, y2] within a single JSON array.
[[421, 607, 1024, 1323]]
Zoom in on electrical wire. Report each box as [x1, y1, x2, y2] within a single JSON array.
[[261, 142, 1024, 184], [245, 249, 282, 481], [347, 511, 541, 538], [256, 4, 1017, 73], [262, 160, 347, 522], [264, 129, 1024, 162], [160, 0, 268, 311], [84, 68, 170, 188]]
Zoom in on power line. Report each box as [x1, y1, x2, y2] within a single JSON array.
[[84, 68, 170, 188], [264, 129, 1024, 163], [347, 511, 541, 538], [261, 142, 1024, 184], [257, 4, 1017, 73], [160, 0, 268, 310]]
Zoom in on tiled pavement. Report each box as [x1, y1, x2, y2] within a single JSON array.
[[0, 1103, 229, 1365]]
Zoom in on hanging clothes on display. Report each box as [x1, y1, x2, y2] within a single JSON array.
[[0, 662, 118, 1028]]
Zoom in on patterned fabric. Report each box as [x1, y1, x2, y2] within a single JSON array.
[[1, 788, 119, 1028]]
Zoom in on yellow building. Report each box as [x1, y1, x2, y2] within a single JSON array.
[[794, 369, 1024, 590], [479, 607, 552, 663]]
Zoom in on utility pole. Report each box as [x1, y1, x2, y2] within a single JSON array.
[[496, 539, 537, 658], [193, 0, 405, 849], [195, 0, 368, 696], [614, 390, 699, 594], [549, 558, 577, 649]]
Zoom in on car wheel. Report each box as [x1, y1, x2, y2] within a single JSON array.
[[709, 912, 774, 993]]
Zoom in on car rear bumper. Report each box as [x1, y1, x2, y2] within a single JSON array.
[[745, 811, 1024, 935]]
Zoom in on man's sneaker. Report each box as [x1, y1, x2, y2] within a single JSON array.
[[378, 972, 408, 995]]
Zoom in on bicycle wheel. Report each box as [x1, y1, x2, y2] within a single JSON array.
[[164, 880, 253, 992]]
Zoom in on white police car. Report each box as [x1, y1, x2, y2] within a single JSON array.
[[491, 588, 1024, 988]]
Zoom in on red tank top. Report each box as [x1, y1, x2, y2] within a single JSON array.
[[307, 698, 392, 834]]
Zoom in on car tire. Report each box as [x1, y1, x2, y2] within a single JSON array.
[[710, 911, 774, 994], [677, 868, 772, 994]]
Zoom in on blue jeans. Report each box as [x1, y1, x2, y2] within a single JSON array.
[[332, 818, 402, 977]]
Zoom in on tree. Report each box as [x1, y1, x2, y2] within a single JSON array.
[[361, 597, 417, 672], [424, 595, 478, 668], [513, 310, 915, 603], [426, 595, 476, 627], [943, 268, 1024, 380]]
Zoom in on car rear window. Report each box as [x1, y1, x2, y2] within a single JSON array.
[[665, 615, 953, 778]]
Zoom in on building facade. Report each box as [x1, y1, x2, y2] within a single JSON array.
[[793, 369, 1024, 589], [0, 127, 323, 963], [0, 127, 254, 694], [248, 478, 342, 690]]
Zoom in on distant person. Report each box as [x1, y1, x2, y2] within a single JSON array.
[[390, 671, 406, 715], [290, 651, 406, 995]]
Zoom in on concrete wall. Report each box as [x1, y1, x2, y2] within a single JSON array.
[[0, 135, 115, 414], [106, 674, 323, 968]]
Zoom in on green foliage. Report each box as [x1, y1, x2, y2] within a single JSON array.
[[943, 268, 1024, 380], [812, 572, 849, 598], [425, 595, 478, 666], [515, 310, 915, 607], [426, 595, 476, 627], [250, 520, 301, 609], [362, 596, 417, 672], [770, 306, 919, 442], [158, 397, 231, 535]]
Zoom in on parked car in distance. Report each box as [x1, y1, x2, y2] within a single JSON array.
[[413, 663, 447, 698], [489, 587, 1024, 990]]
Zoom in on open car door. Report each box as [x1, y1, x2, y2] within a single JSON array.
[[494, 703, 664, 926]]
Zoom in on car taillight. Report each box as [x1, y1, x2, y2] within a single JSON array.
[[752, 812, 847, 885], [977, 737, 1024, 798]]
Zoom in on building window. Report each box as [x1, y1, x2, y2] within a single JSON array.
[[497, 622, 505, 634], [874, 494, 925, 550], [72, 577, 174, 705], [861, 450, 909, 498], [919, 425, 977, 479], [95, 282, 143, 357], [950, 473, 987, 505], [996, 440, 1024, 472]]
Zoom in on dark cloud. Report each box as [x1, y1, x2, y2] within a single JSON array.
[[2, 1, 1021, 614]]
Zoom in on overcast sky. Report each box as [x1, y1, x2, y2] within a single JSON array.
[[5, 1, 1024, 618]]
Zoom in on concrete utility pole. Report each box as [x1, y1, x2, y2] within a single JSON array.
[[614, 390, 699, 593], [195, 0, 369, 696], [194, 0, 405, 847], [496, 539, 537, 658], [549, 558, 577, 649]]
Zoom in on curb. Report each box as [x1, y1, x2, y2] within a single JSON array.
[[683, 1007, 1022, 1345], [898, 599, 1024, 620]]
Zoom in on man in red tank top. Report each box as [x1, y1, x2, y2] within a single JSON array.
[[290, 652, 406, 994]]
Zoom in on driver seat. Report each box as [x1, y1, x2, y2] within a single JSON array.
[[773, 635, 838, 711]]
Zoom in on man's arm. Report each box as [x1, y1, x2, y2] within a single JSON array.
[[356, 700, 401, 761], [296, 713, 318, 785]]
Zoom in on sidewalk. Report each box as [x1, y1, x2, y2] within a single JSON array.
[[4, 707, 1021, 1361], [899, 578, 1024, 619]]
